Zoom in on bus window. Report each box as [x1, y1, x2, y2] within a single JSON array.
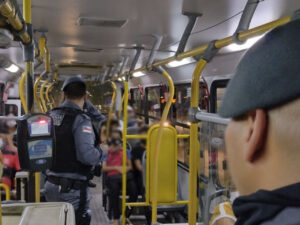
[[146, 86, 162, 119], [130, 88, 144, 115], [209, 79, 229, 113]]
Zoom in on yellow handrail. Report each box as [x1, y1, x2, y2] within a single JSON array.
[[46, 83, 54, 103], [113, 16, 291, 81], [121, 79, 129, 225], [151, 67, 175, 223], [106, 81, 117, 137], [45, 45, 50, 73], [0, 183, 10, 225], [40, 80, 48, 112], [19, 72, 27, 113], [0, 183, 10, 201], [33, 74, 44, 112], [38, 36, 46, 62], [188, 59, 207, 225]]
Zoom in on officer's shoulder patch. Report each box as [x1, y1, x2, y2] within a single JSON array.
[[82, 126, 92, 133]]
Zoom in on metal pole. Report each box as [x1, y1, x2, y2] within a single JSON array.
[[194, 112, 230, 125]]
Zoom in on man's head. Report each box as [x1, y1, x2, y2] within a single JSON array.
[[219, 18, 300, 195], [62, 77, 87, 104], [109, 129, 122, 151]]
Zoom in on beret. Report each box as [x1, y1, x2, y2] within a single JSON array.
[[219, 18, 300, 118], [62, 76, 86, 91]]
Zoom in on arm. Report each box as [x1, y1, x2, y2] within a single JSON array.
[[102, 161, 122, 173], [73, 114, 103, 166], [133, 159, 143, 172]]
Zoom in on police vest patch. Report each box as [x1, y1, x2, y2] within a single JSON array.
[[82, 126, 92, 133]]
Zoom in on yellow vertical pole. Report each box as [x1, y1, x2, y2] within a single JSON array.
[[121, 78, 129, 225], [19, 72, 27, 113], [151, 67, 174, 223], [188, 59, 207, 225], [106, 81, 117, 137], [0, 183, 10, 225]]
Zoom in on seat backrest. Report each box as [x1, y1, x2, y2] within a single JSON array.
[[146, 125, 178, 204]]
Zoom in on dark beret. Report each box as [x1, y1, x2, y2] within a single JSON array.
[[219, 18, 300, 118], [62, 76, 86, 91]]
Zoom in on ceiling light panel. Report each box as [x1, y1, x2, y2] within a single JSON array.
[[77, 17, 128, 28]]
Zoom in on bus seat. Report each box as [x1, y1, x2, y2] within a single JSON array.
[[2, 202, 75, 225], [147, 125, 177, 204]]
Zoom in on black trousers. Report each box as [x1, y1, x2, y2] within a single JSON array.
[[107, 174, 137, 220]]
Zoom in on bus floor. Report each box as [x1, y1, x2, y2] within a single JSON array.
[[90, 176, 156, 225]]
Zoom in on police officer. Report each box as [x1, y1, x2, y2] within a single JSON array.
[[210, 15, 300, 225], [45, 76, 103, 225]]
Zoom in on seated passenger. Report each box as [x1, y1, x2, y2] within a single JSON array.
[[211, 18, 300, 225], [131, 125, 149, 197], [102, 129, 136, 225]]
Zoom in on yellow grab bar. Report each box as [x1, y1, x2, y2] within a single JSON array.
[[106, 81, 117, 137], [0, 183, 10, 201], [121, 79, 129, 225], [46, 83, 54, 103], [19, 72, 28, 113], [33, 74, 44, 112], [38, 36, 46, 62], [45, 45, 50, 73], [40, 80, 48, 113], [188, 59, 207, 225], [150, 67, 175, 223], [113, 15, 291, 81]]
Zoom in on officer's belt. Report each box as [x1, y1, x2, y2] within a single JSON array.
[[47, 176, 88, 190]]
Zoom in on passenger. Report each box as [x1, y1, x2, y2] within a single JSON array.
[[211, 18, 300, 225], [0, 118, 20, 190], [45, 76, 103, 225], [102, 129, 136, 225], [131, 125, 149, 197]]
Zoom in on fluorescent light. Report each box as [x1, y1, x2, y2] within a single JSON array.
[[4, 64, 19, 73], [166, 57, 195, 68], [118, 78, 122, 82], [133, 71, 145, 77], [227, 35, 263, 52], [122, 77, 126, 81]]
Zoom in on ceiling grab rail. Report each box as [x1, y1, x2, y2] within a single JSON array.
[[113, 15, 291, 81], [0, 0, 31, 44], [188, 40, 219, 225], [105, 81, 117, 138]]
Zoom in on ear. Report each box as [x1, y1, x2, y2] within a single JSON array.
[[84, 93, 88, 101], [245, 109, 267, 162]]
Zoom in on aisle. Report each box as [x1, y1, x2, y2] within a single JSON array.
[[90, 177, 110, 225]]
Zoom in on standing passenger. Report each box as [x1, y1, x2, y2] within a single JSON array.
[[45, 76, 103, 225], [211, 18, 300, 225]]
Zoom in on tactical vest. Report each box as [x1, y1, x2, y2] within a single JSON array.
[[48, 107, 92, 176]]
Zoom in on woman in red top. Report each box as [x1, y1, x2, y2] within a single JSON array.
[[102, 129, 136, 225]]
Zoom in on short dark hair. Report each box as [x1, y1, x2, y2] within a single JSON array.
[[111, 129, 122, 139], [64, 82, 86, 99], [110, 119, 119, 128]]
